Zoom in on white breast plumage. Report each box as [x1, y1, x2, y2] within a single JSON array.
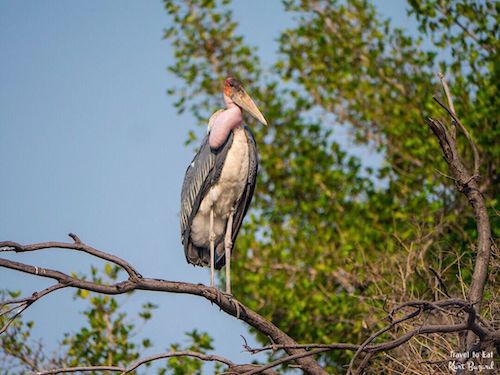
[[190, 127, 249, 248]]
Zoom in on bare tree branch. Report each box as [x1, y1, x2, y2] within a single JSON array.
[[1, 233, 142, 281], [0, 235, 327, 375], [427, 84, 494, 352], [31, 350, 242, 375], [242, 348, 330, 375], [243, 342, 360, 355], [426, 117, 490, 313], [432, 96, 480, 177], [0, 283, 65, 335]]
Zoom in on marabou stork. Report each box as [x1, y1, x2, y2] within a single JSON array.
[[180, 77, 267, 294]]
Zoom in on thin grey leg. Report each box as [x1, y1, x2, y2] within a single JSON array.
[[224, 208, 235, 294], [209, 208, 215, 288]]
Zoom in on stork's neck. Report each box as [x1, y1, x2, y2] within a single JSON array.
[[208, 95, 243, 149]]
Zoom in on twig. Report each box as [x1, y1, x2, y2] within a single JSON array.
[[437, 72, 457, 141], [1, 283, 65, 335], [346, 298, 496, 373], [436, 4, 494, 53], [0, 303, 29, 336], [242, 348, 330, 375], [354, 352, 373, 375], [429, 267, 451, 298], [432, 96, 480, 177]]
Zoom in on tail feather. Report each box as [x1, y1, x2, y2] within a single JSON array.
[[185, 241, 226, 270]]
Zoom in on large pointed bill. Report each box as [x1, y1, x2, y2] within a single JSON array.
[[233, 89, 268, 126]]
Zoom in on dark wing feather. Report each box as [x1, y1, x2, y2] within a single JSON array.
[[215, 126, 258, 269], [180, 132, 234, 265]]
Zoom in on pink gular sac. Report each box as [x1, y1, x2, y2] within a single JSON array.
[[209, 96, 243, 149]]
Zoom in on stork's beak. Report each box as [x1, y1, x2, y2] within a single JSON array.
[[233, 89, 268, 126]]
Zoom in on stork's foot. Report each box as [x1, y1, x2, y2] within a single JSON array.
[[212, 288, 241, 319], [219, 290, 234, 299], [223, 291, 242, 320], [210, 286, 224, 306]]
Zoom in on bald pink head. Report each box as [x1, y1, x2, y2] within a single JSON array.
[[208, 77, 267, 149]]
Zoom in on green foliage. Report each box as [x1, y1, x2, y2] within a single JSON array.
[[163, 0, 498, 371], [62, 265, 157, 372], [164, 0, 259, 121], [0, 290, 45, 374], [162, 329, 220, 375]]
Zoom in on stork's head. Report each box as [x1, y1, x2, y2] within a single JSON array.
[[224, 77, 267, 126]]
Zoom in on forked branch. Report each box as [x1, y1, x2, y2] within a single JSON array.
[[426, 76, 494, 352], [426, 106, 491, 314]]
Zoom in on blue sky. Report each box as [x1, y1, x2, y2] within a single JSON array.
[[0, 0, 419, 371]]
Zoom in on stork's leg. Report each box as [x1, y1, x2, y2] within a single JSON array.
[[224, 207, 235, 294], [209, 208, 215, 288]]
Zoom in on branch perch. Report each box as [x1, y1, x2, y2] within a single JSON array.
[[0, 235, 327, 375], [31, 350, 279, 375]]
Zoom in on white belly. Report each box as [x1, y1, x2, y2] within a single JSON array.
[[190, 127, 249, 247]]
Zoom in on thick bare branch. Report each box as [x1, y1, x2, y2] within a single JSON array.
[[426, 118, 490, 315], [0, 237, 327, 375], [427, 89, 494, 352]]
